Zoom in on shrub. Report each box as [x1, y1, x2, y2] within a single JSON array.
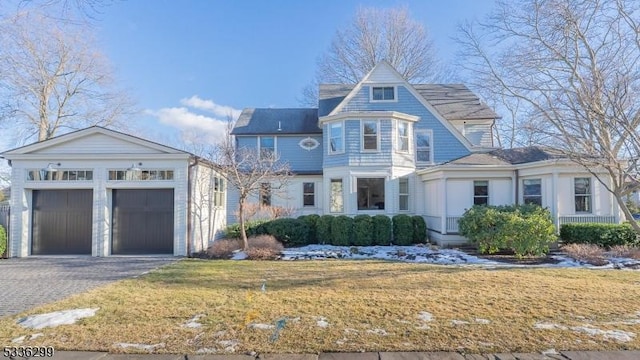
[[392, 214, 413, 245], [560, 223, 638, 248], [245, 235, 284, 260], [299, 214, 320, 244], [206, 238, 242, 259], [372, 215, 392, 245], [224, 220, 268, 239], [353, 215, 373, 246], [561, 243, 608, 266], [0, 225, 5, 257], [412, 216, 427, 244], [265, 218, 309, 247], [458, 205, 556, 257], [317, 215, 334, 244], [607, 245, 640, 260], [331, 215, 353, 246]]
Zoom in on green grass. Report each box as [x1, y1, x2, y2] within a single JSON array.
[[1, 260, 640, 354]]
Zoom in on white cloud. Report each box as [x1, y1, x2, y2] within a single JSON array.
[[180, 95, 241, 120], [146, 107, 228, 143]]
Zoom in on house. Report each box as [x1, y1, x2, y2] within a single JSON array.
[[1, 126, 226, 257], [229, 61, 621, 246]]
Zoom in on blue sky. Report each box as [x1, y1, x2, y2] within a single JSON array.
[[79, 1, 496, 144]]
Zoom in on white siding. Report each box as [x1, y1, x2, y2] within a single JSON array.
[[490, 179, 512, 206], [190, 164, 226, 253], [364, 64, 403, 83], [31, 133, 167, 154], [447, 180, 473, 216]]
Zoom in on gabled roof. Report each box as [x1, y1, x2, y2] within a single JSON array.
[[446, 146, 566, 166], [1, 126, 189, 157], [318, 83, 498, 121], [232, 108, 321, 135]]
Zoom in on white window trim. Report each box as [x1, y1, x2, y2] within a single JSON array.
[[396, 120, 411, 153], [573, 177, 593, 214], [473, 180, 490, 206], [302, 182, 316, 208], [257, 136, 277, 159], [369, 86, 398, 103], [328, 121, 345, 155], [415, 128, 434, 164], [522, 178, 543, 206], [361, 119, 380, 152]]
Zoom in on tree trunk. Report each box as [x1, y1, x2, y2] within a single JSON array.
[[613, 191, 640, 235], [238, 198, 249, 251]]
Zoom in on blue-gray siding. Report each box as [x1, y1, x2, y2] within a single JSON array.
[[236, 135, 323, 173]]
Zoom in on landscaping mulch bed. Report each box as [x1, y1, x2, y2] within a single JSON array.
[[454, 244, 564, 265]]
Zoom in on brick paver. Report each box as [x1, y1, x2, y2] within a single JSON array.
[[0, 256, 176, 317]]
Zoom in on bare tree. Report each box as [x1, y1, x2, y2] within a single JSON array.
[[0, 11, 133, 144], [456, 0, 640, 231], [208, 118, 291, 250], [16, 0, 115, 22], [301, 6, 446, 105]]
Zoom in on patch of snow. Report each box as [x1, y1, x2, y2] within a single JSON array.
[[451, 320, 470, 325], [478, 341, 494, 347], [29, 333, 43, 340], [231, 251, 247, 260], [475, 318, 491, 324], [315, 316, 329, 328], [366, 328, 388, 336], [248, 323, 274, 330], [533, 322, 568, 330], [542, 349, 560, 355], [217, 339, 240, 352], [183, 314, 205, 328], [11, 336, 26, 344], [196, 348, 217, 354], [417, 311, 433, 322], [116, 342, 165, 352], [17, 308, 99, 329], [289, 317, 301, 323], [570, 326, 635, 342], [344, 328, 359, 334]]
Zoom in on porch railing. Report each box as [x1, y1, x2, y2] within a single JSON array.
[[446, 216, 463, 233], [558, 215, 616, 225]]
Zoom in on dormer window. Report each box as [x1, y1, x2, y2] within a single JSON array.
[[371, 86, 396, 101]]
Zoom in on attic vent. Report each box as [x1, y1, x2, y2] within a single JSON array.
[[299, 137, 319, 151]]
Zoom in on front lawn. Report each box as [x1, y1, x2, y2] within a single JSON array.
[[1, 260, 640, 354]]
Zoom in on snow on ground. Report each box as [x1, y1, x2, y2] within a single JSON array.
[[183, 314, 205, 328], [533, 321, 636, 342], [315, 316, 330, 328], [267, 244, 640, 269], [248, 323, 274, 330], [116, 343, 165, 352], [17, 308, 99, 329]]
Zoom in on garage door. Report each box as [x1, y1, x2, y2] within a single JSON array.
[[32, 190, 93, 255], [112, 189, 174, 255]]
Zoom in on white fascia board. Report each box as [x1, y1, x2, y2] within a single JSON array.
[[319, 111, 420, 124], [3, 153, 191, 161]]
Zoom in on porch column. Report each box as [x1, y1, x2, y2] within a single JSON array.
[[440, 177, 447, 235], [552, 171, 560, 232]]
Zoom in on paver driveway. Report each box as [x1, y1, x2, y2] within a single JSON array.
[[0, 256, 177, 317]]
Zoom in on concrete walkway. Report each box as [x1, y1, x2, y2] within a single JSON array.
[[36, 351, 640, 360]]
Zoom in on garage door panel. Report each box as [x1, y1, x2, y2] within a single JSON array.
[[32, 190, 93, 255], [112, 189, 174, 255]]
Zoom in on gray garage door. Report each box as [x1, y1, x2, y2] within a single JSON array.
[[111, 189, 174, 255], [32, 190, 93, 255]]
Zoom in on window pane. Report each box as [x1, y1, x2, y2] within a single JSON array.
[[523, 179, 542, 196], [417, 150, 430, 162], [372, 87, 383, 100], [303, 195, 315, 207], [399, 178, 409, 194], [524, 197, 543, 206], [398, 122, 407, 136], [330, 123, 343, 153], [260, 136, 274, 148], [474, 196, 489, 205], [384, 87, 394, 100], [330, 179, 343, 212], [364, 135, 377, 150], [86, 171, 93, 180], [399, 195, 409, 211], [363, 121, 377, 135], [166, 170, 174, 180], [357, 178, 385, 210], [474, 181, 488, 196], [416, 132, 430, 147], [303, 182, 314, 193], [574, 178, 590, 195]]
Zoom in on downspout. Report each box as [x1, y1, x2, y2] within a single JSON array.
[[187, 156, 199, 257]]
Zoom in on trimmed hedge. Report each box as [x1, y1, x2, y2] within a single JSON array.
[[317, 215, 334, 244], [224, 220, 268, 239], [298, 214, 320, 244], [412, 216, 427, 244], [0, 225, 6, 258], [353, 215, 373, 246], [372, 215, 392, 245], [458, 204, 556, 257], [266, 218, 309, 247], [392, 214, 413, 245], [560, 223, 638, 248], [331, 215, 353, 246]]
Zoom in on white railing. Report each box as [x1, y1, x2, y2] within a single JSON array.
[[558, 215, 617, 225], [446, 216, 463, 233], [425, 216, 441, 232]]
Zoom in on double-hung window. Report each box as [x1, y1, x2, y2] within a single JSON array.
[[372, 86, 395, 101], [399, 178, 409, 211], [473, 180, 489, 205], [362, 120, 379, 151], [416, 129, 433, 163], [574, 177, 592, 213], [523, 179, 542, 206], [329, 122, 343, 154], [303, 182, 315, 207], [397, 121, 409, 152], [330, 179, 343, 213], [259, 136, 275, 159]]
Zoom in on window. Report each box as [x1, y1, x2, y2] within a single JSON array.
[[357, 178, 385, 210], [362, 120, 379, 151], [108, 169, 174, 181], [259, 136, 275, 159], [303, 182, 315, 207], [523, 179, 542, 206], [27, 169, 93, 181], [329, 122, 343, 154], [260, 183, 271, 206], [330, 179, 343, 213], [416, 129, 432, 162], [574, 177, 592, 213], [399, 178, 409, 211], [372, 86, 395, 101], [214, 177, 225, 206], [397, 121, 409, 152], [474, 180, 489, 205]]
